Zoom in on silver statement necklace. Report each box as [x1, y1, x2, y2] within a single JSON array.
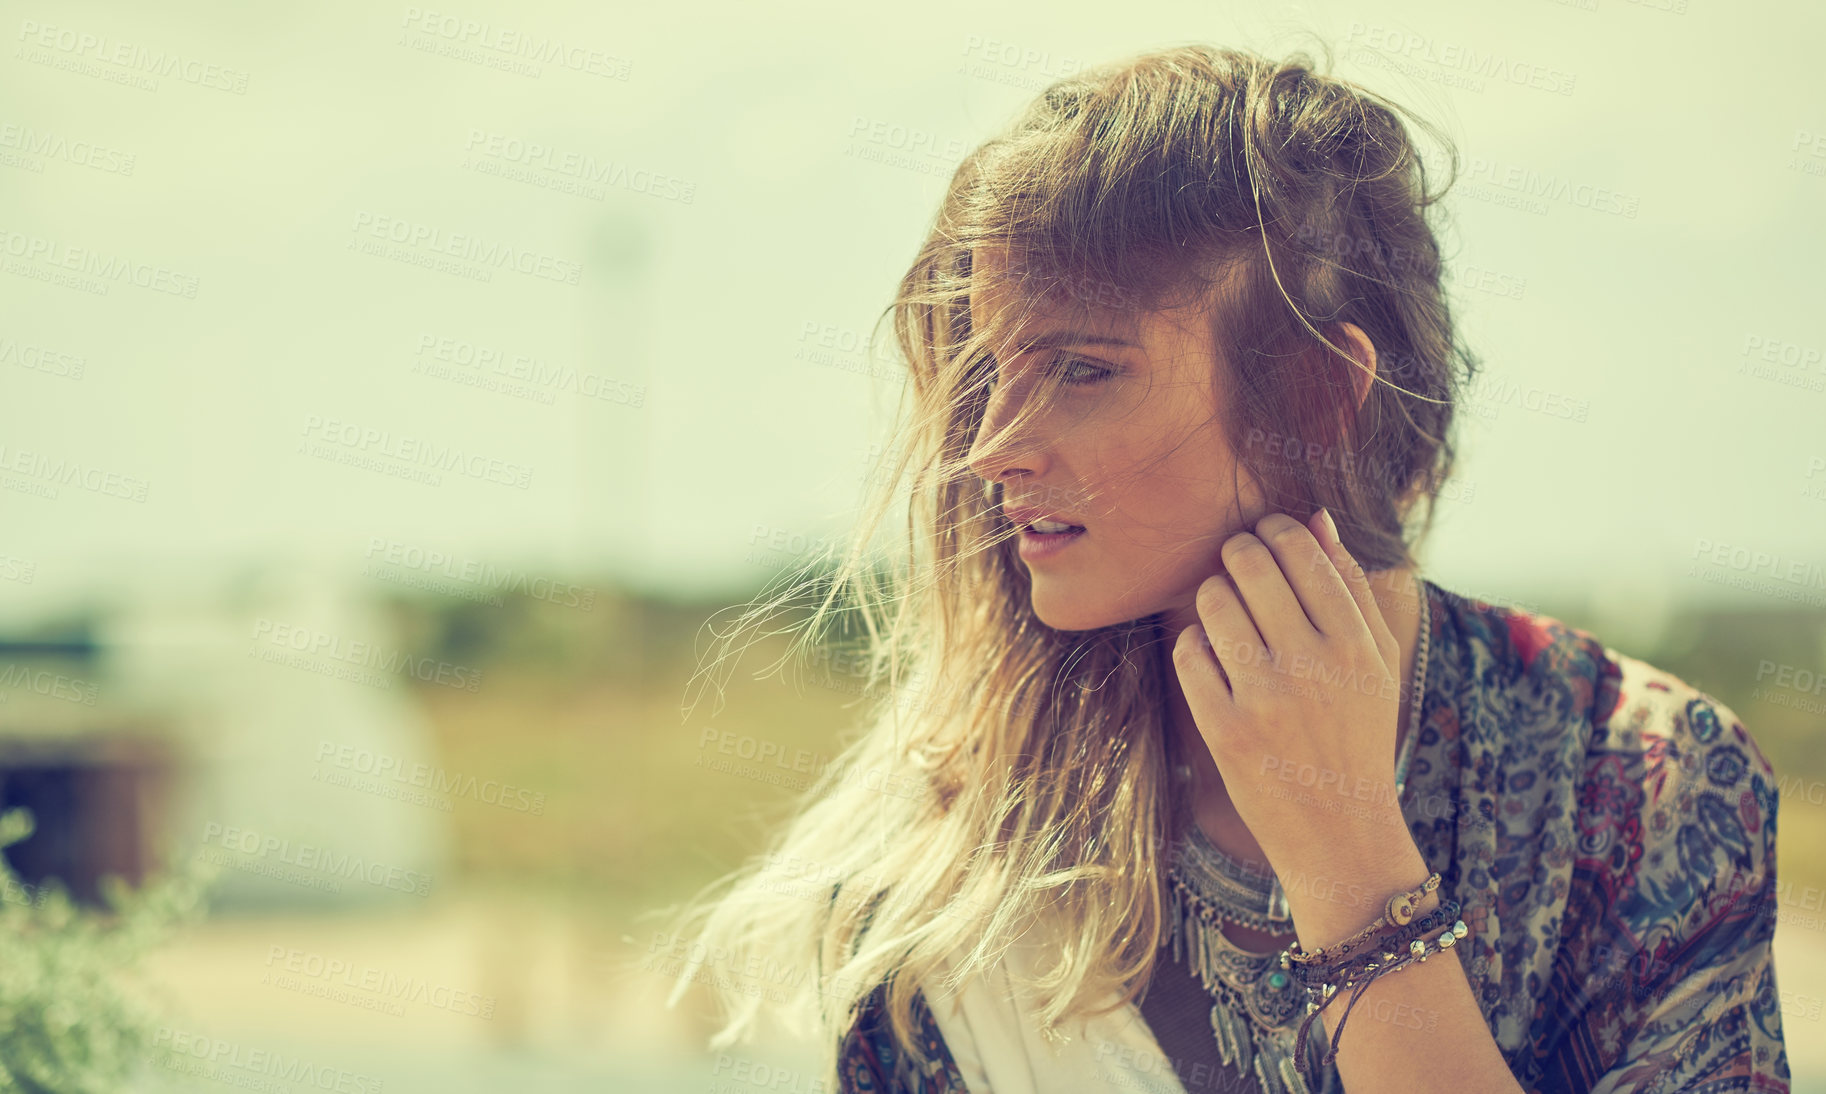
[[1162, 579, 1431, 1094]]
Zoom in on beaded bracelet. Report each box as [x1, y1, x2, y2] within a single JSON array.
[[1287, 900, 1467, 1011], [1283, 899, 1459, 996], [1283, 872, 1441, 968]]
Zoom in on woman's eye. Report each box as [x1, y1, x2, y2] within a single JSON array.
[[1051, 357, 1111, 385], [977, 356, 1109, 392]]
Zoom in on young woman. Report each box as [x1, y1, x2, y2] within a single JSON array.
[[664, 42, 1789, 1094]]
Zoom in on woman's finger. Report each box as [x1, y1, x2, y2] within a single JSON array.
[[1254, 511, 1371, 645], [1176, 573, 1265, 711], [1218, 530, 1309, 656], [1308, 508, 1396, 663]]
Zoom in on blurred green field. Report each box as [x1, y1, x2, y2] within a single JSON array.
[[395, 579, 1826, 928], [400, 586, 871, 924]]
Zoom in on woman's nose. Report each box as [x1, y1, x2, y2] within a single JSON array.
[[966, 379, 1049, 483]]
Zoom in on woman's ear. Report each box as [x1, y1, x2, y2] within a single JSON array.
[[1334, 322, 1379, 412]]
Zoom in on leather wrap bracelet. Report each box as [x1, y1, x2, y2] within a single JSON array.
[[1285, 899, 1465, 1004], [1278, 886, 1472, 1090], [1283, 872, 1441, 968]]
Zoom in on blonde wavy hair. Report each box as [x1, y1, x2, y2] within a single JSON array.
[[655, 39, 1477, 1086]]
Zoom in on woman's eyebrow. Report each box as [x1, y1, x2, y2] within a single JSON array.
[[1012, 331, 1140, 352]]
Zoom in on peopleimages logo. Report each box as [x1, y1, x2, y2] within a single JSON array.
[[263, 945, 495, 1019], [250, 616, 484, 692], [0, 441, 149, 501], [1343, 23, 1577, 96], [149, 1028, 384, 1094], [462, 130, 693, 204], [0, 661, 98, 705], [398, 7, 631, 80], [199, 823, 433, 896], [0, 121, 135, 175], [15, 19, 250, 93], [1462, 156, 1639, 219], [411, 333, 646, 409], [298, 414, 534, 491], [363, 535, 599, 611], [349, 210, 582, 285], [0, 228, 198, 297], [314, 740, 547, 815]]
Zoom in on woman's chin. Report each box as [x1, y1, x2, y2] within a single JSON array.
[[1029, 587, 1132, 633], [1031, 577, 1186, 633], [1024, 586, 1084, 632]]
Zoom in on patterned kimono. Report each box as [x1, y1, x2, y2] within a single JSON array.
[[836, 578, 1791, 1093]]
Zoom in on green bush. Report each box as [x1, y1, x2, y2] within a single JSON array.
[[0, 808, 211, 1093]]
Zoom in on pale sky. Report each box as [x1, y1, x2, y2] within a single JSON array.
[[2, 0, 1822, 644]]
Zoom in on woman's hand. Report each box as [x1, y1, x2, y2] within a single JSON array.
[[1170, 508, 1410, 875]]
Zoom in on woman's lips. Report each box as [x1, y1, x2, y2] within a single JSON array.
[[1017, 525, 1086, 561]]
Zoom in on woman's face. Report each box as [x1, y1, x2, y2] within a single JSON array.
[[965, 253, 1269, 633]]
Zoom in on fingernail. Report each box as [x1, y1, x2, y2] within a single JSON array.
[[1317, 507, 1339, 546]]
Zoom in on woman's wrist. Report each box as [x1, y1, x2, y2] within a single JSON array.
[[1280, 839, 1435, 956]]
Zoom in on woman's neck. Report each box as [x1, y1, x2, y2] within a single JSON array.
[[1162, 565, 1425, 875]]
